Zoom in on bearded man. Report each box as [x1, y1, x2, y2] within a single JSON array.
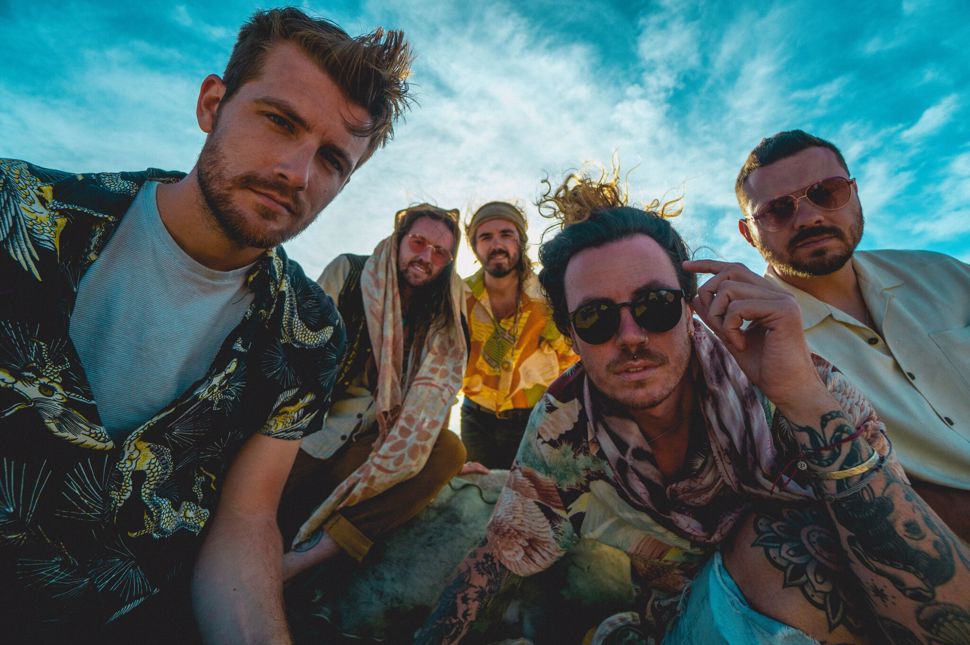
[[736, 129, 970, 541], [460, 201, 576, 469], [0, 8, 411, 643], [279, 204, 468, 579]]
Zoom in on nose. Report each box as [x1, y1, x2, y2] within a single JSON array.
[[615, 306, 647, 348], [273, 143, 314, 191], [791, 194, 825, 229]]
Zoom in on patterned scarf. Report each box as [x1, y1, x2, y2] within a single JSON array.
[[293, 235, 467, 545], [590, 320, 896, 546]]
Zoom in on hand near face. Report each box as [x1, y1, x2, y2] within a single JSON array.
[[682, 260, 825, 409]]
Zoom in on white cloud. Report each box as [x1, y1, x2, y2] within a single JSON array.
[[901, 94, 959, 142]]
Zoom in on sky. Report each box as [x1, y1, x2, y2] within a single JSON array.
[[2, 0, 969, 281]]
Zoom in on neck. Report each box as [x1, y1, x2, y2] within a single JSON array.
[[155, 169, 264, 271], [483, 269, 520, 298], [769, 259, 870, 323]]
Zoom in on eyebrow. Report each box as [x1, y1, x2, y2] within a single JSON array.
[[255, 96, 354, 176]]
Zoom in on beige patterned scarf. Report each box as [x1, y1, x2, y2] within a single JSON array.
[[294, 235, 467, 545]]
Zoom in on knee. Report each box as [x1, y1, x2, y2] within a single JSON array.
[[426, 429, 467, 480]]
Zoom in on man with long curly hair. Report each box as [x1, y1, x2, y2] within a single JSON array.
[[0, 7, 411, 643], [278, 204, 468, 586], [417, 168, 970, 645]]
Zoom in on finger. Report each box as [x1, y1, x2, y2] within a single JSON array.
[[682, 259, 733, 275], [705, 280, 789, 323], [460, 461, 491, 475]]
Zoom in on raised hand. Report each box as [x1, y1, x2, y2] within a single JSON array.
[[682, 259, 825, 410]]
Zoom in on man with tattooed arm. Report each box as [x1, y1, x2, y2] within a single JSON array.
[[735, 129, 970, 542], [416, 169, 970, 644]]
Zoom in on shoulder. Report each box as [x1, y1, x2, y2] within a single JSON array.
[[317, 253, 369, 295], [276, 250, 344, 347], [858, 249, 968, 272]]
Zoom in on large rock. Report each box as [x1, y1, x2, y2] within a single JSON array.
[[287, 471, 636, 644]]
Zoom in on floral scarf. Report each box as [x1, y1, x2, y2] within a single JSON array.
[[293, 235, 467, 545], [590, 320, 897, 546]]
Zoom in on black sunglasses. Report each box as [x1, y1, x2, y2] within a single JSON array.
[[750, 176, 856, 232], [569, 288, 686, 345]]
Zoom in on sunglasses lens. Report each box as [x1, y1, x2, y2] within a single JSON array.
[[408, 235, 428, 254], [632, 291, 683, 333], [807, 177, 851, 209], [573, 303, 618, 345], [760, 196, 796, 230], [571, 291, 683, 344]]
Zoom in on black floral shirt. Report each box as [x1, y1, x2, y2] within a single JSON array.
[[0, 159, 345, 628]]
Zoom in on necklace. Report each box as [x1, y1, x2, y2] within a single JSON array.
[[481, 288, 521, 372]]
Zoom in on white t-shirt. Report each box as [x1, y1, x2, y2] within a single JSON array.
[[69, 181, 254, 440]]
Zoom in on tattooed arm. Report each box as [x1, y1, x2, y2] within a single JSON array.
[[414, 536, 513, 645], [786, 404, 970, 644], [684, 260, 970, 643]]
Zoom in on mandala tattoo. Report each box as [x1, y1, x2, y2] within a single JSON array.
[[753, 506, 865, 633]]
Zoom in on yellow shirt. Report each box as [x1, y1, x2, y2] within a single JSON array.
[[767, 250, 970, 490], [463, 269, 578, 413]]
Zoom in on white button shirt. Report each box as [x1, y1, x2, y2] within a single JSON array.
[[767, 250, 970, 490]]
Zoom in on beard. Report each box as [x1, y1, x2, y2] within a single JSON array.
[[758, 207, 865, 278], [196, 131, 311, 250], [482, 245, 523, 279]]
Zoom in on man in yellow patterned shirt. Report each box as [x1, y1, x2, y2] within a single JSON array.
[[461, 201, 578, 468]]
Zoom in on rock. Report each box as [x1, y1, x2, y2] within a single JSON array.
[[288, 471, 635, 644]]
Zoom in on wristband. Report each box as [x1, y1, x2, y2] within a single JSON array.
[[811, 449, 880, 480]]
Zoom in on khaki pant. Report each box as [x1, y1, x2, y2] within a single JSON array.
[[279, 428, 466, 561]]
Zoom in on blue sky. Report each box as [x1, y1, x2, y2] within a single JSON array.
[[2, 0, 969, 281]]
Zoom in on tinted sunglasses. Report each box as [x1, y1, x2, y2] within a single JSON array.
[[750, 176, 856, 232], [407, 233, 453, 267], [569, 288, 686, 345]]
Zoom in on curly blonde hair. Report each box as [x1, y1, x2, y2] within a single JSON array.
[[538, 162, 683, 231], [536, 163, 695, 335]]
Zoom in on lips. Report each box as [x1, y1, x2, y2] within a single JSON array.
[[789, 227, 843, 251], [251, 188, 296, 217]]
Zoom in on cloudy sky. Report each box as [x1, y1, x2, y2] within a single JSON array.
[[2, 0, 969, 282]]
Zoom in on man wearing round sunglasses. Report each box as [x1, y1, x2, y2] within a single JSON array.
[[737, 129, 970, 542], [460, 201, 577, 469], [278, 204, 468, 583], [417, 167, 970, 645]]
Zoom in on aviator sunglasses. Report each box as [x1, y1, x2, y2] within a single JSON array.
[[407, 233, 454, 267], [569, 288, 686, 345], [750, 176, 856, 232]]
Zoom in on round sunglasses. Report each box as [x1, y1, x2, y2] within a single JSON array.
[[569, 288, 686, 345], [407, 233, 453, 266], [750, 176, 856, 232]]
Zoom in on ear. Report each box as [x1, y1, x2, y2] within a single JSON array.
[[738, 218, 756, 248], [197, 74, 227, 134]]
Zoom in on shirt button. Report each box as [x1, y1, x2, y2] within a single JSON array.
[[945, 417, 954, 426], [867, 337, 878, 345], [906, 372, 916, 380], [340, 434, 347, 440], [356, 413, 363, 419]]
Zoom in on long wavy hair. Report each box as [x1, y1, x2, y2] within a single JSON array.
[[394, 204, 461, 335]]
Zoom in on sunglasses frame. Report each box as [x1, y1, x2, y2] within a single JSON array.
[[406, 233, 454, 267], [569, 288, 687, 345], [749, 176, 856, 232]]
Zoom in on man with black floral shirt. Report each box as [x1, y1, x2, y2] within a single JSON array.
[[0, 8, 411, 644]]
